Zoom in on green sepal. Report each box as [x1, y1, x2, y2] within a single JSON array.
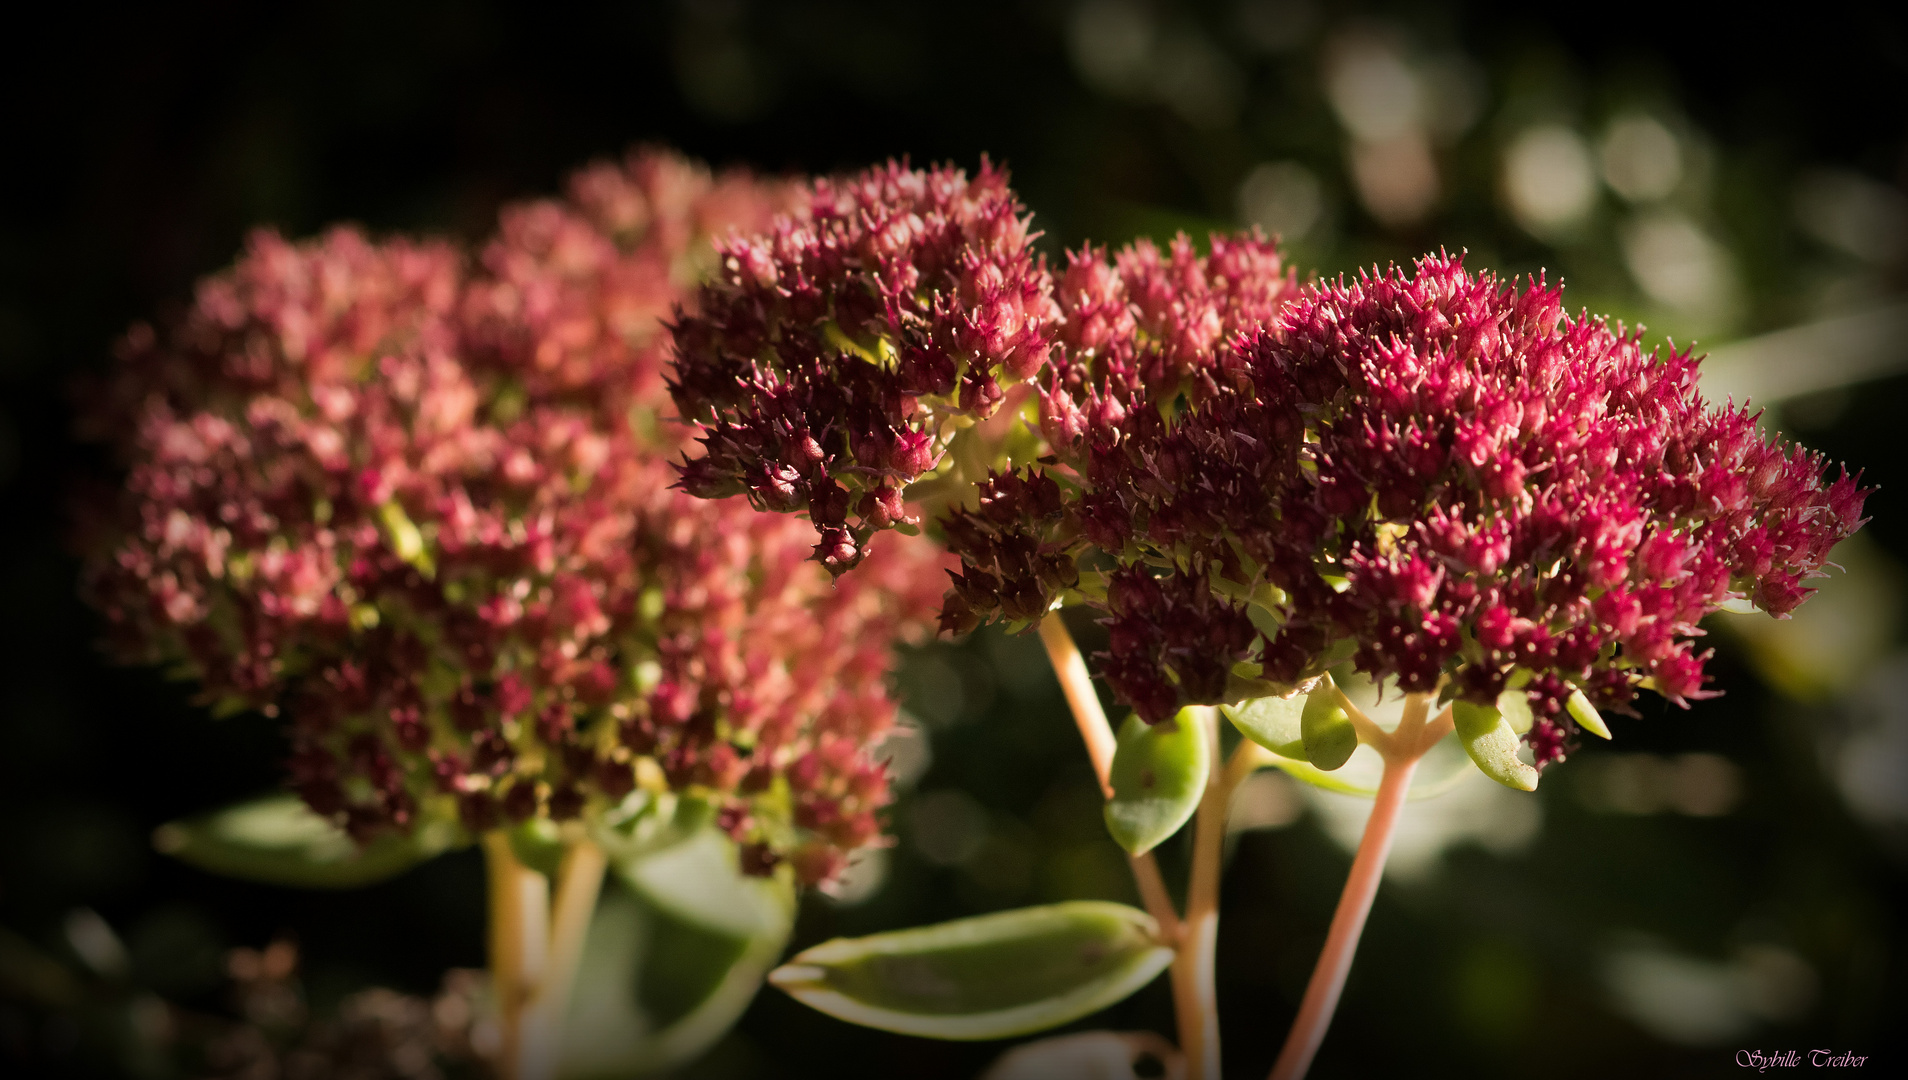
[[1452, 700, 1540, 792], [560, 829, 795, 1079], [1300, 678, 1357, 771], [767, 901, 1173, 1041], [152, 794, 464, 889], [1566, 689, 1612, 739], [1221, 693, 1305, 759], [1320, 636, 1359, 666], [1104, 708, 1210, 855]]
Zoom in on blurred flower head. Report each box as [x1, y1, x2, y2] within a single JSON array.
[[82, 149, 947, 883]]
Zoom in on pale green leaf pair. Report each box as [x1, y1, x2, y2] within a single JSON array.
[[497, 792, 725, 881], [151, 794, 464, 889], [1221, 678, 1357, 773], [156, 794, 787, 1077], [1452, 699, 1542, 791], [1224, 674, 1614, 795], [769, 901, 1172, 1041], [1454, 687, 1611, 791], [560, 830, 795, 1078], [1100, 693, 1360, 856]]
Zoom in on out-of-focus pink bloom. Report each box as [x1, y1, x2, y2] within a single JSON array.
[[83, 149, 944, 882]]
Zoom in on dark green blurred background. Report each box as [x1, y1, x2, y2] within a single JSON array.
[[2, 2, 1905, 1077]]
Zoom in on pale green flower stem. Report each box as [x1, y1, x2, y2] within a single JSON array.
[[483, 831, 608, 1080], [1268, 690, 1454, 1080]]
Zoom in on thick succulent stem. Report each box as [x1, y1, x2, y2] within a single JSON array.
[[1268, 694, 1453, 1080], [482, 832, 608, 1080]]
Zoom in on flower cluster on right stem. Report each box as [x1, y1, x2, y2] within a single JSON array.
[[1078, 254, 1869, 760], [668, 160, 1871, 779]]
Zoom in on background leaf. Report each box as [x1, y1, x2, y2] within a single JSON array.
[[559, 829, 794, 1079], [1257, 735, 1478, 800], [1104, 709, 1210, 855], [151, 795, 462, 890], [617, 827, 791, 942], [980, 1030, 1182, 1080], [768, 901, 1172, 1040]]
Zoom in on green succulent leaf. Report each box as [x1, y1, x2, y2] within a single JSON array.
[[1301, 679, 1357, 771], [1495, 687, 1534, 734], [1104, 708, 1210, 855], [1255, 732, 1480, 800], [1221, 693, 1305, 759], [616, 828, 791, 941], [768, 901, 1172, 1041], [1258, 753, 1383, 796], [1452, 700, 1541, 792], [152, 794, 463, 889], [560, 830, 795, 1079], [1566, 688, 1612, 739]]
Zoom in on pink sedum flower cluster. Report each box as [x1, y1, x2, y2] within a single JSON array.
[[940, 231, 1298, 637], [669, 159, 1059, 574], [84, 149, 948, 883], [667, 160, 1869, 774], [1081, 255, 1870, 748]]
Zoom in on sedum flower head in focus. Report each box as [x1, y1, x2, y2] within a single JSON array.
[[668, 159, 1060, 575], [939, 230, 1298, 639], [664, 157, 1869, 780], [1081, 254, 1870, 763], [82, 149, 947, 883]]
